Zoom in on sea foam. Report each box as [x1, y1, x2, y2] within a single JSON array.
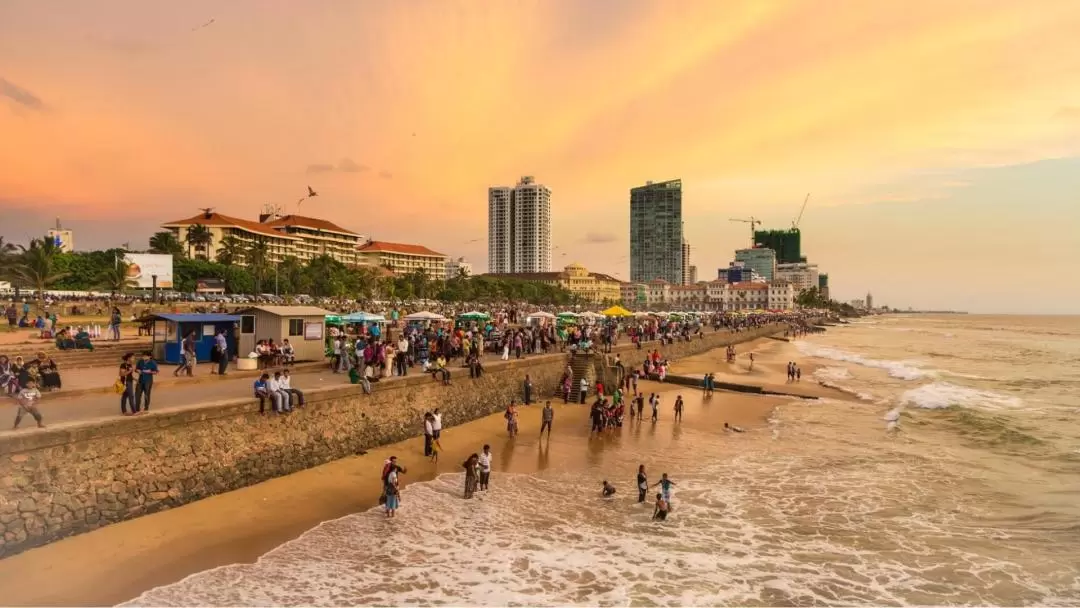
[[900, 382, 1023, 411], [797, 342, 927, 380]]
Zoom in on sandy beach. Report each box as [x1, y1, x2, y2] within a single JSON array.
[[0, 340, 822, 606]]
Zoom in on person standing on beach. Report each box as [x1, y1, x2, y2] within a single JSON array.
[[796, 367, 802, 382], [523, 374, 533, 405], [432, 408, 442, 440], [118, 353, 136, 416], [505, 401, 519, 437], [463, 453, 479, 498], [651, 394, 659, 422], [478, 445, 492, 491], [540, 400, 554, 437], [384, 464, 401, 518], [423, 412, 435, 456], [636, 465, 648, 503], [674, 395, 684, 422], [636, 393, 645, 420], [748, 352, 755, 372]]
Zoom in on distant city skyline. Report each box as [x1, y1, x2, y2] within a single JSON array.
[[3, 1, 1080, 313]]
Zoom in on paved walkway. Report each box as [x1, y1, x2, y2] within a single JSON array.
[[2, 368, 350, 430]]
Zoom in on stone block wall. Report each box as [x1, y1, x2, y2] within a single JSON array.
[[0, 323, 786, 557]]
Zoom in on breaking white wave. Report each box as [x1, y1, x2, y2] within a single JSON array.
[[812, 366, 875, 402], [121, 453, 1073, 607], [797, 342, 928, 380], [900, 382, 1023, 411]]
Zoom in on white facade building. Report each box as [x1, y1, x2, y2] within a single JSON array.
[[776, 262, 820, 294], [446, 257, 473, 278], [488, 176, 551, 273], [768, 281, 796, 311]]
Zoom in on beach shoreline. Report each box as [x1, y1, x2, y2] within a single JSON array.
[[0, 334, 836, 606]]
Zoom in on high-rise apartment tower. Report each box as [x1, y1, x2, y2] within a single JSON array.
[[629, 179, 683, 284], [487, 176, 551, 273]]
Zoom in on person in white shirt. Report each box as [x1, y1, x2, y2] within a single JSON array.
[[281, 369, 304, 406], [423, 412, 435, 457], [478, 444, 492, 491], [396, 337, 409, 376], [432, 408, 443, 440], [269, 372, 293, 412]]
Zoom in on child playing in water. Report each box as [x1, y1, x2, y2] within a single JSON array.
[[653, 493, 669, 521], [430, 438, 442, 463], [652, 473, 676, 505], [602, 480, 616, 497]]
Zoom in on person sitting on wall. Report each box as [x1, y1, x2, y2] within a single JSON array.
[[431, 354, 451, 385], [281, 368, 304, 406]]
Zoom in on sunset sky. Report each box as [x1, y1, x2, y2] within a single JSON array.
[[3, 0, 1080, 313]]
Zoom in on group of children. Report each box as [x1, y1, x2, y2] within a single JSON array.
[[786, 361, 802, 382], [603, 465, 676, 522]]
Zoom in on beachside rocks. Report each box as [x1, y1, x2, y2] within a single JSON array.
[[0, 324, 786, 558]]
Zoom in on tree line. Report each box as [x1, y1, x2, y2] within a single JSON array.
[[0, 231, 582, 305]]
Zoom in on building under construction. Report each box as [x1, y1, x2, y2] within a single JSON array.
[[753, 229, 803, 264]]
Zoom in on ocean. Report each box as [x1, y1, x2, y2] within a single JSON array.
[[123, 315, 1080, 606]]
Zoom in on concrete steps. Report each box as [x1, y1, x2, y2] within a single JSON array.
[[3, 342, 153, 369], [567, 352, 591, 403]]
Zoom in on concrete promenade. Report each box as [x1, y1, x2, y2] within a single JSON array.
[[0, 324, 804, 437]]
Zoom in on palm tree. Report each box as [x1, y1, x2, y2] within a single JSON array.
[[148, 231, 185, 257], [96, 260, 139, 296], [9, 238, 69, 303], [246, 240, 270, 293], [216, 236, 246, 266], [184, 224, 213, 259]]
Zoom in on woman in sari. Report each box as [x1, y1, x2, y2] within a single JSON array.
[[0, 355, 17, 395], [463, 453, 479, 499]]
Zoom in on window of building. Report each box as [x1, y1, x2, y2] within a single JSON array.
[[288, 318, 304, 336]]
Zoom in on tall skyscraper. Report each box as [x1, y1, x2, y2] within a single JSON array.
[[630, 179, 683, 283], [487, 176, 551, 273], [681, 239, 691, 285], [512, 176, 551, 273], [488, 187, 513, 273]]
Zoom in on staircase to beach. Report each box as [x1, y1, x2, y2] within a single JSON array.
[[567, 352, 592, 403]]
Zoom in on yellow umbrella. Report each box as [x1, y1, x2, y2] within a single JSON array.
[[602, 305, 633, 317]]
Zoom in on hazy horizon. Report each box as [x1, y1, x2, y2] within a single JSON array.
[[3, 0, 1079, 314]]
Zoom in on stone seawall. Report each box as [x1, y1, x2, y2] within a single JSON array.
[[0, 323, 785, 557]]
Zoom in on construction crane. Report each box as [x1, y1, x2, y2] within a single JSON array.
[[792, 193, 810, 230], [729, 217, 761, 247]]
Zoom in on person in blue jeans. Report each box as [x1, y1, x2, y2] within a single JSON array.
[[135, 351, 159, 412]]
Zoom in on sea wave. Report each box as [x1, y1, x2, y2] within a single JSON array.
[[797, 342, 927, 380], [123, 449, 1077, 607], [900, 382, 1023, 411], [812, 367, 875, 401]]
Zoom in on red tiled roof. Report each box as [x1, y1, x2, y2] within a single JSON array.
[[162, 212, 300, 240], [263, 215, 360, 236], [730, 281, 768, 290], [357, 240, 445, 257]]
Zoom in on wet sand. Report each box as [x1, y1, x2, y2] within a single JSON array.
[[0, 373, 790, 606]]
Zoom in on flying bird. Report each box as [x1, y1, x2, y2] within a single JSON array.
[[297, 186, 319, 211], [192, 18, 215, 32]]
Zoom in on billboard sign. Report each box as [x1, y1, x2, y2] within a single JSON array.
[[123, 253, 174, 289]]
